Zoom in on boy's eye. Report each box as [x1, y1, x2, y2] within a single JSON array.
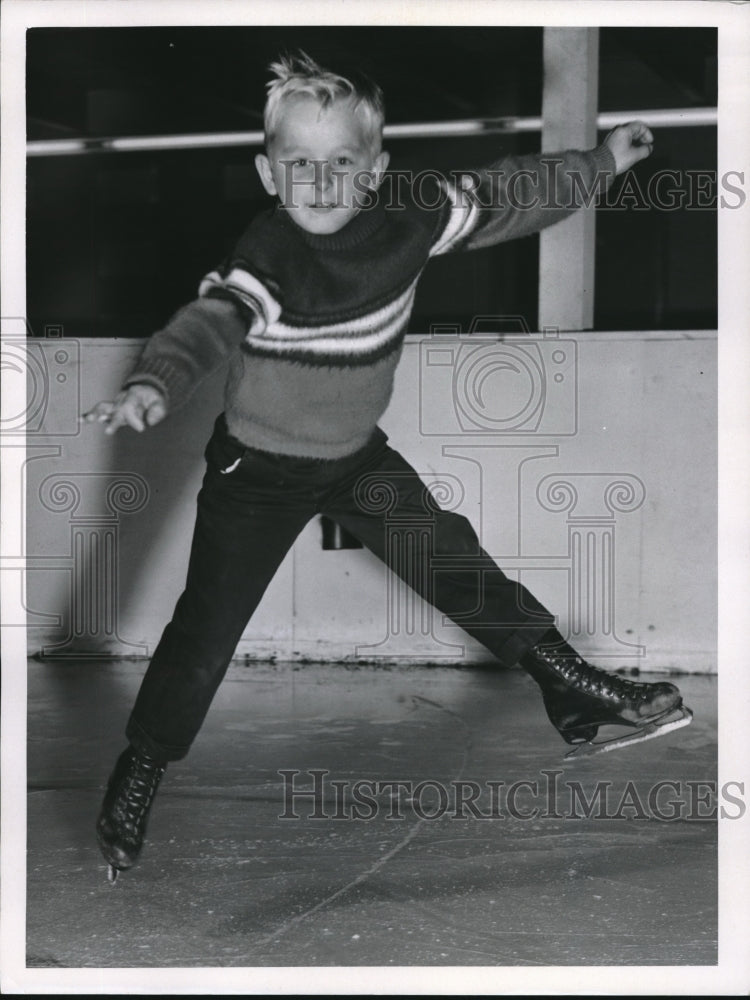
[[335, 157, 352, 166], [293, 158, 309, 168]]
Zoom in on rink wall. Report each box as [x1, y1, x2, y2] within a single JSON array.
[[16, 329, 717, 672]]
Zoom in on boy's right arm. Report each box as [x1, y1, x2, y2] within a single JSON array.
[[82, 295, 248, 435]]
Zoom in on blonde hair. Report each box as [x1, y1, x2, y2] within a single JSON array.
[[263, 50, 385, 151]]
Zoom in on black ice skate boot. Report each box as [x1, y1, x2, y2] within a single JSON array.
[[96, 746, 166, 882], [520, 629, 692, 758]]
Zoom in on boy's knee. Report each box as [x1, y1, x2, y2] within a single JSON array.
[[432, 511, 481, 557]]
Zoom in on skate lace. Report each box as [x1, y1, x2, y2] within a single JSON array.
[[538, 647, 650, 702], [118, 756, 164, 832]]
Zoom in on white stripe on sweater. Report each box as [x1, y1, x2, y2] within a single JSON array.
[[199, 267, 282, 332], [244, 283, 419, 358], [264, 282, 416, 340], [428, 179, 481, 257]]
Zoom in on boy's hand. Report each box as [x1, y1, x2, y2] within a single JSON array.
[[82, 383, 168, 435], [604, 121, 655, 175]]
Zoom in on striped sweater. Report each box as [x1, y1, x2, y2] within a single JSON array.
[[127, 144, 615, 458]]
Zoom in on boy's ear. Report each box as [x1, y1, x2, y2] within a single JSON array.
[[255, 153, 278, 196], [373, 150, 390, 186]]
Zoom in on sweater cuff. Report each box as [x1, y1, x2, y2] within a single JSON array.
[[123, 359, 187, 407], [590, 143, 617, 184]]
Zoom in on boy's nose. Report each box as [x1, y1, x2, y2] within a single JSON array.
[[315, 161, 335, 193]]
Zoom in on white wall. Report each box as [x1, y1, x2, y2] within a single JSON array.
[[19, 330, 716, 672]]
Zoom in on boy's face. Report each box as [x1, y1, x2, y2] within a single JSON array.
[[255, 94, 389, 235]]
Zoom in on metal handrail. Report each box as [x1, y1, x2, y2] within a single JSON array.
[[26, 107, 717, 157]]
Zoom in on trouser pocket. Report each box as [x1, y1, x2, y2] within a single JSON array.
[[204, 413, 246, 474], [219, 456, 242, 475]]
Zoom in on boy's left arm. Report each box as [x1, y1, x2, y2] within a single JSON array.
[[431, 121, 654, 255]]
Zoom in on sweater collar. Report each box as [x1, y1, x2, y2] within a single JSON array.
[[275, 195, 386, 251]]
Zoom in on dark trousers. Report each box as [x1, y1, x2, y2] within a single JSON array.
[[126, 415, 554, 761]]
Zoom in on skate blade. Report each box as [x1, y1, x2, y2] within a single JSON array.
[[564, 705, 693, 760]]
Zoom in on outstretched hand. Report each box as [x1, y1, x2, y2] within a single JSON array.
[[82, 383, 168, 435], [604, 121, 655, 175]]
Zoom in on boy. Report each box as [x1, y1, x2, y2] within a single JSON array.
[[84, 52, 691, 881]]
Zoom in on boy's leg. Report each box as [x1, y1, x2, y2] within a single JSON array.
[[321, 439, 554, 666], [97, 420, 315, 876], [320, 438, 689, 753], [126, 426, 317, 763]]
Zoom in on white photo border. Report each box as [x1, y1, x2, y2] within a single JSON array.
[[2, 0, 748, 994]]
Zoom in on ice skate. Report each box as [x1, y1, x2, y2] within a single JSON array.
[[520, 629, 693, 759], [96, 746, 166, 881]]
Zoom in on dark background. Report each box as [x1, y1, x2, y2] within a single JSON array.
[[26, 27, 717, 338]]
